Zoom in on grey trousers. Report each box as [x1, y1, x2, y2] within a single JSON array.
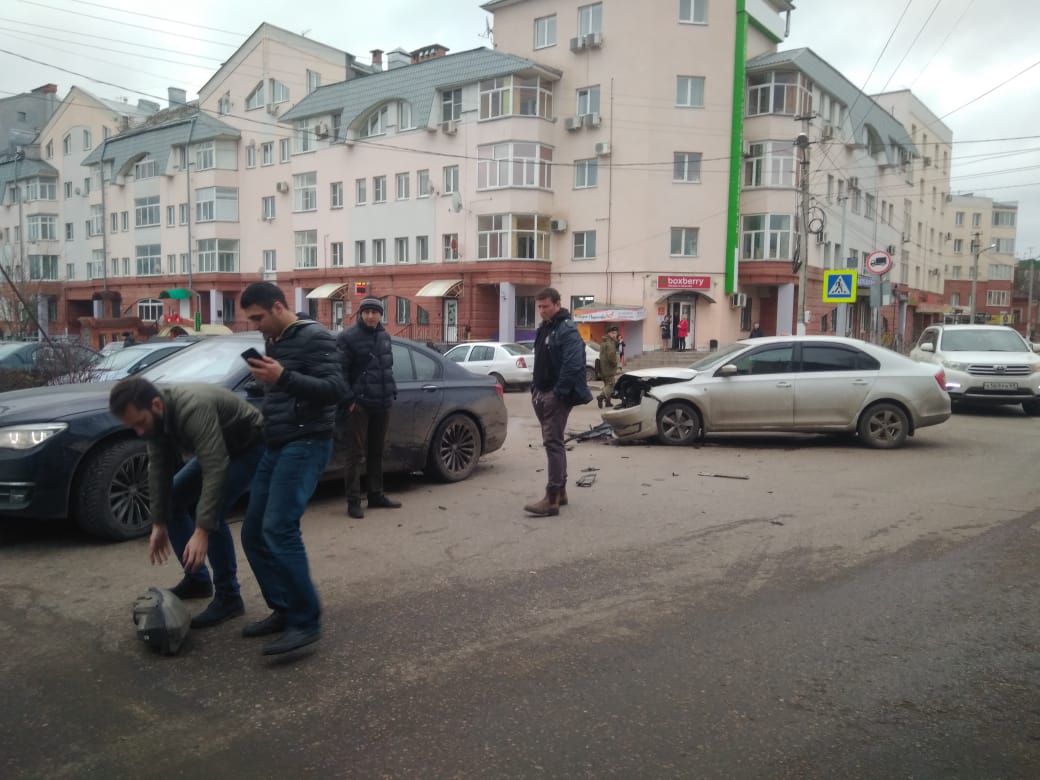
[[531, 388, 572, 491]]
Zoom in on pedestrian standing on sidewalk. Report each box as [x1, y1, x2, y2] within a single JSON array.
[[524, 288, 592, 517], [660, 315, 671, 351], [336, 296, 401, 519], [677, 316, 690, 352], [109, 378, 264, 629], [597, 325, 621, 409], [238, 282, 346, 656]]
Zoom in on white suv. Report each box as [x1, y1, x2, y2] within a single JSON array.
[[909, 324, 1040, 414]]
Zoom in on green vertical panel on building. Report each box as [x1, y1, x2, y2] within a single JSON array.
[[725, 0, 749, 296]]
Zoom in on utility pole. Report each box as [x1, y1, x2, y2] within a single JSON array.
[[1025, 249, 1037, 342], [795, 128, 811, 336], [969, 231, 980, 323]]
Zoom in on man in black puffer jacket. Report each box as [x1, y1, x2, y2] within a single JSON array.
[[238, 282, 346, 656], [337, 296, 401, 519]]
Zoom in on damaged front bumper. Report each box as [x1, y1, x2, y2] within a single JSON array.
[[600, 373, 689, 441]]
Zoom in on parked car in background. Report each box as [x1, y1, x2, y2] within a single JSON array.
[[81, 342, 190, 382], [444, 341, 534, 389], [602, 336, 950, 449], [908, 324, 1040, 414], [0, 334, 508, 541], [0, 341, 101, 390], [517, 339, 600, 381]]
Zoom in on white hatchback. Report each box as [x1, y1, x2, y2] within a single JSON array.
[[444, 342, 534, 389]]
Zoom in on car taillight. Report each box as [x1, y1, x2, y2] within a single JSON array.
[[934, 369, 946, 389], [495, 383, 504, 398], [516, 357, 528, 368]]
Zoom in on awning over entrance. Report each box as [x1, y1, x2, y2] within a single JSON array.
[[655, 291, 716, 305], [572, 303, 646, 322], [306, 282, 348, 300], [159, 288, 193, 300], [416, 279, 463, 298]]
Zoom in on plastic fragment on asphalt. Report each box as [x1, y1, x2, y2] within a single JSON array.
[[697, 472, 750, 480], [575, 473, 597, 487], [581, 466, 599, 472]]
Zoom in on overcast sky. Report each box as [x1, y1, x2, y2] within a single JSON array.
[[3, 0, 1037, 256]]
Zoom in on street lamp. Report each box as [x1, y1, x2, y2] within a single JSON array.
[[969, 232, 997, 323]]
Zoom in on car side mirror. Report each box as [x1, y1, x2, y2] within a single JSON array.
[[919, 343, 935, 353], [244, 380, 264, 398], [717, 364, 738, 376]]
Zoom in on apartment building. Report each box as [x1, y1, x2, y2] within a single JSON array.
[[0, 84, 60, 157], [943, 194, 1018, 324]]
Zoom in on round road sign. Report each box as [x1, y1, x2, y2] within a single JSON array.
[[865, 250, 893, 275]]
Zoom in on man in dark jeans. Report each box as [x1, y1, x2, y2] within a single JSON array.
[[239, 282, 346, 656], [525, 287, 592, 516], [109, 377, 264, 629], [336, 296, 401, 519]]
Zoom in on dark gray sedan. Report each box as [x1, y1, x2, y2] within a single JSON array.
[[0, 333, 507, 540]]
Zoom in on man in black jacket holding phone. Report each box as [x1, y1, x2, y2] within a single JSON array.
[[336, 296, 401, 519]]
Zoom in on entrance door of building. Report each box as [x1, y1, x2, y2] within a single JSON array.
[[670, 300, 695, 350], [443, 298, 458, 344]]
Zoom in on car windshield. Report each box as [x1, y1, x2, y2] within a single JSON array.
[[141, 338, 254, 384], [0, 343, 28, 359], [94, 346, 161, 371], [941, 330, 1028, 352], [501, 343, 531, 355], [688, 342, 748, 370]]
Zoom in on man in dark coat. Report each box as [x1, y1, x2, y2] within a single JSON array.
[[525, 287, 592, 517], [336, 296, 401, 519], [238, 282, 346, 655]]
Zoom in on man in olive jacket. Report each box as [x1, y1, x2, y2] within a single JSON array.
[[597, 325, 621, 409], [110, 377, 264, 629], [337, 296, 401, 519]]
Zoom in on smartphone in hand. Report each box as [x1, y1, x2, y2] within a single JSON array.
[[241, 347, 264, 363]]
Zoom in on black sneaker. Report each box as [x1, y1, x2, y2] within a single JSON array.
[[191, 595, 245, 629], [367, 493, 401, 509], [170, 576, 214, 600], [242, 610, 288, 638], [347, 500, 364, 519], [262, 627, 321, 656]]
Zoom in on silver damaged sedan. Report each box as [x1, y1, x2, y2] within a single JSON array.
[[601, 336, 951, 449]]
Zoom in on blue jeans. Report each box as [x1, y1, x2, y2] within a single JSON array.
[[167, 443, 264, 599], [241, 438, 332, 632]]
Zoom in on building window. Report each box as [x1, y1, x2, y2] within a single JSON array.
[[166, 205, 175, 226], [134, 158, 157, 179], [293, 119, 319, 153], [673, 152, 702, 183], [270, 80, 289, 104], [194, 142, 215, 170], [218, 93, 231, 115], [65, 222, 74, 240], [670, 227, 699, 256], [63, 134, 72, 155], [443, 233, 460, 261], [395, 236, 409, 263], [741, 214, 793, 260], [330, 181, 343, 208], [477, 143, 553, 190], [573, 230, 596, 259], [179, 203, 189, 224], [88, 205, 104, 236], [397, 101, 413, 130], [195, 187, 239, 222], [516, 296, 536, 328], [679, 0, 707, 23], [478, 76, 554, 121], [197, 238, 239, 273], [27, 215, 58, 241], [373, 238, 387, 265], [280, 138, 290, 163], [261, 142, 274, 166], [442, 89, 462, 122], [443, 165, 460, 194], [865, 193, 876, 220], [416, 235, 430, 263], [396, 172, 410, 200], [575, 158, 598, 188], [373, 175, 387, 203], [135, 244, 162, 276], [64, 181, 72, 198], [262, 196, 275, 221], [294, 230, 318, 269], [396, 297, 410, 325], [993, 210, 1016, 227], [293, 172, 318, 212], [994, 238, 1015, 254], [24, 178, 57, 201], [363, 105, 389, 138], [950, 266, 961, 279], [417, 169, 431, 197], [28, 255, 59, 280], [989, 263, 1013, 280], [263, 250, 276, 272], [46, 141, 53, 159], [246, 81, 265, 110], [246, 145, 256, 168], [477, 214, 551, 260], [307, 69, 321, 94], [331, 241, 344, 267], [986, 289, 1010, 307], [571, 294, 595, 311], [355, 240, 367, 265], [534, 14, 557, 48], [676, 76, 706, 108], [578, 2, 602, 35], [953, 238, 963, 254], [135, 196, 161, 227], [743, 142, 796, 187], [576, 85, 601, 116], [356, 178, 367, 205], [747, 71, 813, 117]]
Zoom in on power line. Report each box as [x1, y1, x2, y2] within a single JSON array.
[[62, 0, 248, 37], [937, 56, 1040, 121], [874, 0, 944, 95], [909, 0, 975, 87]]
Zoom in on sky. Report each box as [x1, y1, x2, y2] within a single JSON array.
[[2, 0, 1038, 256]]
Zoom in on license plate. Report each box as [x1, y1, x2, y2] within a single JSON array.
[[983, 381, 1018, 391]]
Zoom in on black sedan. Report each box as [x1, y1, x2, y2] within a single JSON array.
[[0, 333, 507, 540]]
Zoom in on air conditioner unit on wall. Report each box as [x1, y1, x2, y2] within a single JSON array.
[[847, 176, 859, 189], [569, 36, 587, 52], [821, 122, 834, 140], [549, 218, 568, 232], [584, 112, 602, 129], [315, 122, 329, 139], [730, 292, 747, 309], [266, 103, 278, 116], [585, 32, 603, 48], [886, 244, 897, 255], [275, 181, 289, 193], [594, 142, 611, 157], [441, 120, 458, 135], [564, 117, 580, 131]]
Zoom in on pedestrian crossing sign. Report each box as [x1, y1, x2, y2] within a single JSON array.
[[823, 270, 857, 303]]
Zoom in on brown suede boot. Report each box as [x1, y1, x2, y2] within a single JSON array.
[[523, 490, 560, 517], [558, 486, 568, 506]]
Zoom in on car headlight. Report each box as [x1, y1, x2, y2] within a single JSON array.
[[941, 359, 967, 371], [0, 423, 68, 450]]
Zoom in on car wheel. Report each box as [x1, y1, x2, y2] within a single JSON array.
[[491, 372, 507, 390], [426, 413, 481, 482], [656, 401, 701, 446], [75, 437, 151, 540], [585, 365, 597, 382], [1023, 400, 1040, 416], [857, 403, 909, 449]]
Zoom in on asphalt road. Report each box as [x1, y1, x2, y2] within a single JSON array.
[[1, 392, 1038, 778]]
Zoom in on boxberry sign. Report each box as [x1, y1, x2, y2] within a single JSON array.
[[865, 250, 893, 275], [657, 275, 711, 290]]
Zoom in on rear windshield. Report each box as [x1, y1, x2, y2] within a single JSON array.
[[501, 343, 532, 355], [941, 329, 1028, 352]]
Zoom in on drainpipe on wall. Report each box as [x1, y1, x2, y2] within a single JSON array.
[[99, 135, 110, 296], [605, 77, 615, 304], [184, 115, 198, 306]]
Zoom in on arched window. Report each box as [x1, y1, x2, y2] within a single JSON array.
[[138, 298, 163, 322]]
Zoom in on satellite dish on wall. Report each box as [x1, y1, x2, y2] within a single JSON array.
[[450, 192, 463, 213]]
